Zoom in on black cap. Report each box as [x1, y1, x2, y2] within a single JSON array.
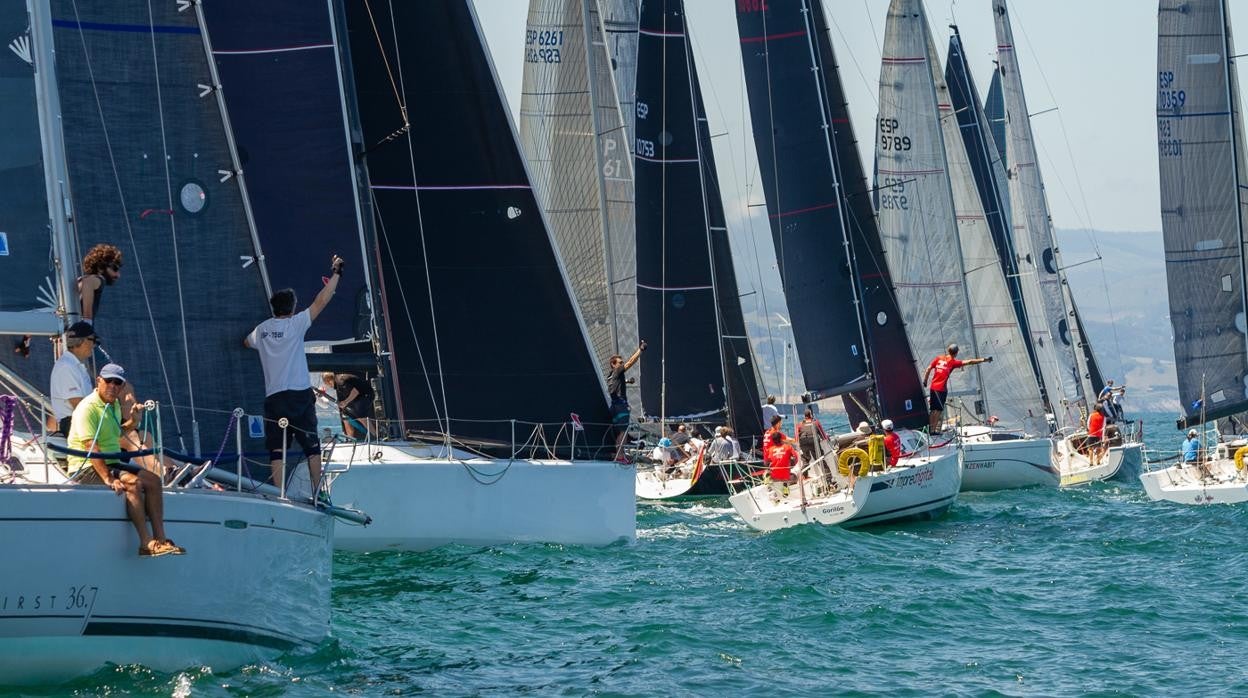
[[65, 322, 98, 341]]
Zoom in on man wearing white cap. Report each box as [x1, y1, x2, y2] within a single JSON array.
[[882, 419, 901, 467], [1182, 428, 1200, 464]]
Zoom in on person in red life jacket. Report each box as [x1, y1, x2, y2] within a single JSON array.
[[765, 430, 798, 483], [923, 343, 992, 434], [1086, 402, 1107, 465], [764, 414, 785, 445], [881, 419, 901, 467]]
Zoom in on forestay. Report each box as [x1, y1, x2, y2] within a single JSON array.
[[1157, 0, 1248, 428]]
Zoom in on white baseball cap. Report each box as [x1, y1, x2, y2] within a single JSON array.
[[881, 419, 894, 431]]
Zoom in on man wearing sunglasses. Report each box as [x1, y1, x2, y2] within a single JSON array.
[[77, 243, 123, 326], [67, 363, 183, 557]]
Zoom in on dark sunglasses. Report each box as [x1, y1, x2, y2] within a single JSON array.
[[102, 377, 125, 386]]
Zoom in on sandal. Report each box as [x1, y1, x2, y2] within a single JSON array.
[[162, 539, 186, 555], [139, 540, 173, 558]]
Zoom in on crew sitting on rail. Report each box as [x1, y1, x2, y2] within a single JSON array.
[[835, 421, 873, 451], [1182, 428, 1200, 464]]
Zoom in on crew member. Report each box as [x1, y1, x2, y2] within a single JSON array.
[[606, 340, 646, 462], [765, 430, 798, 483], [923, 343, 992, 433], [1182, 428, 1200, 464], [882, 419, 901, 467]]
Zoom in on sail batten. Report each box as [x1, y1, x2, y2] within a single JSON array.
[[1157, 0, 1248, 428]]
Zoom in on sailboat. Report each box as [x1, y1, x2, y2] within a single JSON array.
[[991, 0, 1142, 487], [622, 0, 765, 499], [1143, 0, 1248, 504], [0, 0, 338, 682], [874, 0, 1055, 491], [728, 0, 962, 531], [289, 0, 636, 550]]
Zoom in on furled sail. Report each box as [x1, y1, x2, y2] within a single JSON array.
[[634, 0, 763, 437], [341, 0, 611, 453], [993, 0, 1085, 421], [736, 0, 927, 428], [519, 0, 638, 403], [1157, 0, 1248, 428], [201, 1, 374, 344], [50, 0, 271, 452], [875, 0, 980, 411], [945, 26, 1044, 406]]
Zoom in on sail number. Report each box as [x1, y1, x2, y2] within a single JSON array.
[[878, 118, 911, 152], [1157, 71, 1185, 110], [878, 176, 909, 210], [1157, 119, 1182, 157], [635, 138, 656, 158], [525, 29, 564, 64]]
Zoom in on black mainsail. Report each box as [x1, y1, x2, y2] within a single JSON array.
[[736, 0, 927, 429], [341, 0, 612, 453], [1157, 0, 1248, 429], [634, 0, 763, 444], [50, 0, 271, 452], [201, 1, 374, 344]]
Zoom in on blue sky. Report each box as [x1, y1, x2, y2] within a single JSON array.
[[474, 0, 1167, 235]]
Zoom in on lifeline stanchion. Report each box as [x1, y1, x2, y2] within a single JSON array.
[[233, 408, 244, 492], [279, 417, 289, 499], [145, 400, 159, 481], [39, 398, 47, 470]]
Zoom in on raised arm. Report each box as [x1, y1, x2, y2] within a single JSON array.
[[309, 255, 344, 321], [622, 339, 647, 370]]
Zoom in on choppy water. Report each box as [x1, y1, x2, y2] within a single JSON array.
[[18, 412, 1248, 696]]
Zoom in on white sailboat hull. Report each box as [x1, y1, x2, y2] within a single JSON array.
[[729, 476, 871, 531], [636, 468, 696, 500], [1055, 435, 1124, 487], [1111, 442, 1144, 483], [326, 442, 635, 551], [1140, 460, 1248, 505], [845, 447, 963, 527], [960, 430, 1057, 491], [0, 485, 331, 685]]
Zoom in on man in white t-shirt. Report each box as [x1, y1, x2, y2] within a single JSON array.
[[245, 255, 343, 494], [50, 322, 98, 434]]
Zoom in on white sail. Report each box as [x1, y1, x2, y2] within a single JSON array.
[[876, 0, 980, 408], [600, 0, 638, 146], [519, 0, 638, 389], [930, 38, 1048, 431], [992, 0, 1085, 424]]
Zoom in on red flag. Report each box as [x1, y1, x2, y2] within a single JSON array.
[[570, 413, 584, 431]]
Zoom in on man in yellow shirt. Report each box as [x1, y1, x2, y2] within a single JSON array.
[[69, 363, 183, 557]]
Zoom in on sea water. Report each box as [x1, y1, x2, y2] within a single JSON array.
[[24, 412, 1248, 695]]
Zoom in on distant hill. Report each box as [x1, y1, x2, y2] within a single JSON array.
[[732, 227, 1178, 415]]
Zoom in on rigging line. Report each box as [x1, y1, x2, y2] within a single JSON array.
[[382, 1, 450, 435], [824, 10, 877, 110], [659, 2, 667, 428], [363, 0, 407, 124], [67, 0, 181, 439], [756, 5, 787, 398], [862, 0, 882, 58], [685, 19, 732, 431], [145, 0, 196, 431], [366, 188, 443, 430]]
